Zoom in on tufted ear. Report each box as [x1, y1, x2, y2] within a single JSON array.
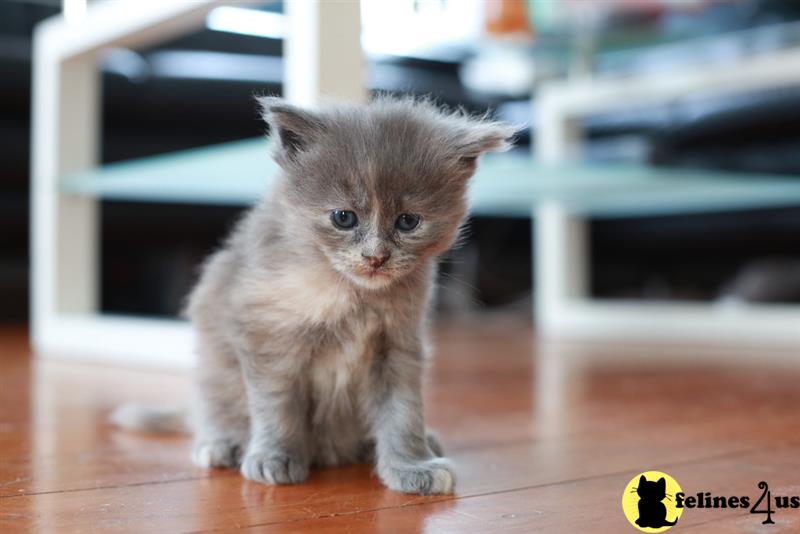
[[455, 120, 516, 169], [257, 96, 325, 164]]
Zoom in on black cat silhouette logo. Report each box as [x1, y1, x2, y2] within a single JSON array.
[[622, 471, 684, 532]]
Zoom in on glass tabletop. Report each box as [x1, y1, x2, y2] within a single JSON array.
[[62, 137, 800, 219]]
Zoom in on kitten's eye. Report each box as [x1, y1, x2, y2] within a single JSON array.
[[396, 213, 421, 232], [331, 210, 358, 229]]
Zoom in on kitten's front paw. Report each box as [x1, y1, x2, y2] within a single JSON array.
[[380, 457, 456, 495], [192, 438, 243, 468], [240, 450, 309, 485]]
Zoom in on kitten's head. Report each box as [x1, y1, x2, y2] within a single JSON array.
[[637, 476, 667, 501], [259, 96, 515, 289]]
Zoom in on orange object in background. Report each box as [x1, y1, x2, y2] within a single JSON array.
[[484, 0, 533, 39]]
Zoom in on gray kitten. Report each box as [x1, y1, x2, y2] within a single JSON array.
[[114, 96, 513, 495]]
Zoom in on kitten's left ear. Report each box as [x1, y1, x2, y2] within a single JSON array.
[[456, 120, 516, 169], [657, 478, 666, 490], [257, 96, 325, 165]]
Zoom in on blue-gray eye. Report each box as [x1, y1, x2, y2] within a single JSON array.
[[332, 210, 358, 229], [396, 213, 421, 232]]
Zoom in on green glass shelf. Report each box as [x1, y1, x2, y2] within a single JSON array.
[[62, 137, 800, 218]]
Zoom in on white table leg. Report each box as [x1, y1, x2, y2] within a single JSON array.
[[534, 202, 588, 336], [284, 0, 365, 106], [533, 86, 589, 338], [31, 41, 99, 354]]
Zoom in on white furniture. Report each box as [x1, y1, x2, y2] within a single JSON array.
[[31, 2, 800, 368], [534, 46, 800, 346], [31, 0, 364, 367]]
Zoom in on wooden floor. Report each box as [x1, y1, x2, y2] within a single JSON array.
[[2, 320, 800, 533]]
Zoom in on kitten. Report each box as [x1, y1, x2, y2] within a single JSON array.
[[115, 96, 513, 495]]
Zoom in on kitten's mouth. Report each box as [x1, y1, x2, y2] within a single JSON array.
[[348, 265, 397, 288], [361, 267, 392, 278]]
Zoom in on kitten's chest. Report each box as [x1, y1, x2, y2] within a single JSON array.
[[308, 310, 383, 409], [263, 264, 359, 326]]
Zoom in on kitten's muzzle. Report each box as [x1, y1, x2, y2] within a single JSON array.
[[362, 252, 390, 269]]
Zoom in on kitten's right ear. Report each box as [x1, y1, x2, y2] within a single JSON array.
[[257, 97, 324, 164], [639, 475, 647, 485]]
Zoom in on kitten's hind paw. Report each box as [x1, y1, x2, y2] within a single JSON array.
[[381, 457, 456, 495], [240, 451, 309, 485], [192, 439, 244, 468]]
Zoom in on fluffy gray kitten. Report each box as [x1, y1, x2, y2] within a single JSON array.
[[116, 97, 513, 495]]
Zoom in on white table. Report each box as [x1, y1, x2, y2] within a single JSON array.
[[534, 46, 800, 347], [31, 2, 800, 368]]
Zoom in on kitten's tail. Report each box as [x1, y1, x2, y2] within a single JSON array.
[[663, 519, 678, 526], [110, 403, 190, 434]]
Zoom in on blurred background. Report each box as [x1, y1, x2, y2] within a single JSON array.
[[4, 0, 800, 326]]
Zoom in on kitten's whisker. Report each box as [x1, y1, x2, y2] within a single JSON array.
[[439, 271, 481, 294], [435, 283, 484, 309], [438, 257, 466, 265]]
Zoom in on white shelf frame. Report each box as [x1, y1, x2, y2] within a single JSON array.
[[31, 0, 365, 367], [534, 46, 800, 347]]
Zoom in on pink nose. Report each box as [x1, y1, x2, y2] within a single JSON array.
[[363, 252, 390, 268]]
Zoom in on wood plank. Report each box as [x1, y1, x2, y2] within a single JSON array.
[[0, 412, 787, 531], [231, 447, 800, 533], [2, 322, 800, 532]]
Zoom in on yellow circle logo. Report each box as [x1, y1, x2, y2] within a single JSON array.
[[622, 471, 684, 532]]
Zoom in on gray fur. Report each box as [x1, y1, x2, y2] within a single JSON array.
[[184, 96, 512, 494]]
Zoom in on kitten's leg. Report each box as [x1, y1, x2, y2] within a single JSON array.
[[238, 351, 311, 485], [192, 340, 250, 468], [426, 429, 444, 457], [356, 431, 441, 463], [369, 345, 455, 495]]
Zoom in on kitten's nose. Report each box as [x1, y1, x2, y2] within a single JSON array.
[[362, 252, 390, 268]]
